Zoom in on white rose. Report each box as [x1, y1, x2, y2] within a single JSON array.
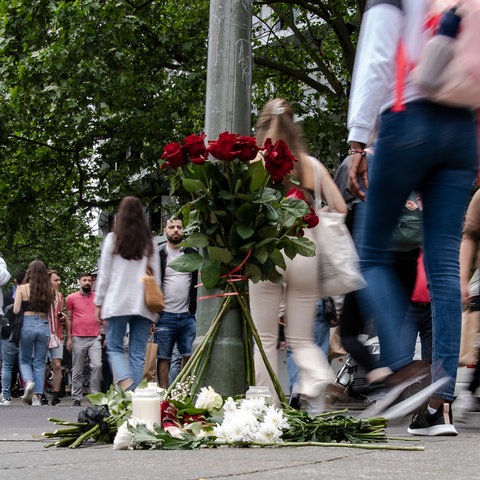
[[195, 386, 223, 411]]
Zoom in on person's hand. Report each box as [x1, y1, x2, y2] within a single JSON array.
[[348, 146, 369, 200], [278, 315, 287, 326], [66, 337, 73, 352]]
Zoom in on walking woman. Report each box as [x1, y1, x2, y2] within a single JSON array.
[[249, 98, 347, 410], [14, 260, 54, 405], [95, 196, 160, 390]]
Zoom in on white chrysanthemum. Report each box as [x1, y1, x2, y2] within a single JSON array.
[[263, 406, 289, 430], [195, 386, 223, 411], [222, 396, 237, 414], [218, 415, 255, 442], [252, 422, 283, 443], [240, 397, 267, 417]]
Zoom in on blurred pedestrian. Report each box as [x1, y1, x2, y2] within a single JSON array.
[[347, 0, 477, 435]]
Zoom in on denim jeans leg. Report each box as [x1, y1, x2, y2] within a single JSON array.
[[314, 300, 330, 358], [19, 317, 36, 385], [105, 316, 130, 385], [360, 102, 477, 400], [286, 347, 299, 393], [32, 323, 49, 394], [127, 316, 152, 388], [169, 344, 182, 385], [1, 339, 18, 400]]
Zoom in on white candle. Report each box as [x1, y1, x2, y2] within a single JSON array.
[[132, 390, 160, 425]]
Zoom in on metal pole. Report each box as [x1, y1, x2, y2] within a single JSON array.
[[205, 0, 252, 138], [195, 0, 253, 397]]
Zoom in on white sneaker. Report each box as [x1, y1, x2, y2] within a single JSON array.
[[32, 394, 41, 406], [0, 399, 12, 406], [454, 390, 477, 422], [22, 380, 35, 405]]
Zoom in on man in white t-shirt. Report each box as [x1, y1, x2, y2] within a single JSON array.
[[155, 219, 198, 389]]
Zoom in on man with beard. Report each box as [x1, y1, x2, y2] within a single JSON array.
[[65, 273, 102, 406], [155, 218, 198, 389]]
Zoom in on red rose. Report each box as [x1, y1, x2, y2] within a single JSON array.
[[263, 138, 297, 182], [303, 206, 319, 228], [184, 133, 207, 165], [232, 135, 259, 162], [161, 142, 186, 169], [207, 131, 238, 161], [160, 399, 178, 428], [286, 188, 306, 200]]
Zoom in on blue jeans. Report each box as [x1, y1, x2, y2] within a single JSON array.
[[106, 315, 152, 388], [402, 302, 433, 363], [18, 315, 50, 394], [169, 343, 182, 385], [286, 299, 330, 393], [155, 312, 196, 359], [1, 339, 19, 400], [360, 101, 477, 401]]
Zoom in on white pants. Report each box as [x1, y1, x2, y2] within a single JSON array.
[[249, 227, 334, 404]]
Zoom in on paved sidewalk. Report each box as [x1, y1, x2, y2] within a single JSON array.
[[0, 399, 478, 480]]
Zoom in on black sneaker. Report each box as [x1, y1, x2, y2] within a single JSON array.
[[40, 394, 49, 406], [408, 402, 458, 436], [51, 396, 61, 406], [73, 400, 82, 407]]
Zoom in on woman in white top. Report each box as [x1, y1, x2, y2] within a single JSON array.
[[249, 98, 347, 410], [95, 196, 160, 390]]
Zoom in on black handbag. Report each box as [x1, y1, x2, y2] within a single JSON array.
[[1, 304, 15, 340], [8, 307, 24, 347]]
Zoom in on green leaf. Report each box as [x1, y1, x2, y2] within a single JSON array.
[[169, 252, 203, 272], [235, 223, 254, 240], [183, 178, 205, 193], [269, 248, 287, 270], [253, 246, 269, 264], [200, 260, 222, 290], [267, 269, 284, 283], [282, 197, 311, 217], [245, 263, 262, 283], [182, 232, 210, 248], [206, 246, 232, 263], [288, 236, 316, 257], [248, 160, 268, 191]]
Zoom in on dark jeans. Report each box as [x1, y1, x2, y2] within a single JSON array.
[[360, 101, 477, 400]]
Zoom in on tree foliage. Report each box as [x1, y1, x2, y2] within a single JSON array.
[[0, 0, 363, 285]]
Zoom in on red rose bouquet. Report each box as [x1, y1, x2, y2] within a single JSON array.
[[161, 131, 315, 290], [160, 131, 316, 402]]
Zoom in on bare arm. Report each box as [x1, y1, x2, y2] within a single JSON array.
[[460, 237, 476, 304], [13, 284, 24, 315], [65, 309, 73, 351]]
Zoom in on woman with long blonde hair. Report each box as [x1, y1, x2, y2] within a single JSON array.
[[249, 98, 347, 409]]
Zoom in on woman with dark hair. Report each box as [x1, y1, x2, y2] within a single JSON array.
[[249, 98, 347, 410], [14, 260, 54, 405], [95, 196, 160, 390]]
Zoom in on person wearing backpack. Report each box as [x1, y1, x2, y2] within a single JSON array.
[[347, 0, 478, 436]]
